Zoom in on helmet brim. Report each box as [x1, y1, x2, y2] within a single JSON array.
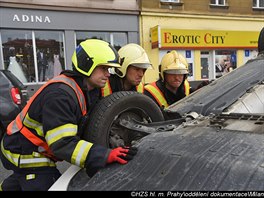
[[164, 69, 188, 75], [130, 63, 153, 69], [98, 63, 121, 68]]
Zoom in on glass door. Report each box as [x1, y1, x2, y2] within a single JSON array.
[[200, 51, 209, 80]]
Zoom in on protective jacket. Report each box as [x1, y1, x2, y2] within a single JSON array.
[[0, 72, 110, 175], [101, 74, 144, 97], [144, 79, 190, 108]]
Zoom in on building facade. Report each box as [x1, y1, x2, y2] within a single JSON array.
[[0, 0, 263, 94], [0, 0, 139, 96], [140, 0, 264, 84]]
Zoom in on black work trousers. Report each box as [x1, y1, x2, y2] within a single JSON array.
[[0, 168, 61, 191]]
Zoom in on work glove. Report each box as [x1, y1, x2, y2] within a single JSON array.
[[107, 146, 138, 164]]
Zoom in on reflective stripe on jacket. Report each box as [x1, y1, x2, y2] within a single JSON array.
[[101, 79, 144, 97], [144, 82, 169, 108], [1, 140, 56, 168], [144, 79, 190, 108]]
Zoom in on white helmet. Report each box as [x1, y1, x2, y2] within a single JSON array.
[[115, 43, 152, 78]]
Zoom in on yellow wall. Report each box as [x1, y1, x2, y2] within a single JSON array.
[[194, 50, 201, 80]]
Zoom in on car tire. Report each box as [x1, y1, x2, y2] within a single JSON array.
[[82, 91, 164, 148]]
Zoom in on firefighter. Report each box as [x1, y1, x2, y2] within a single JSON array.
[[144, 50, 190, 109], [101, 43, 152, 96], [0, 39, 137, 191]]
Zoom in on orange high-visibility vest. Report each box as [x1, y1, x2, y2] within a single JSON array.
[[144, 82, 169, 108], [101, 79, 144, 97], [144, 80, 190, 108], [7, 74, 87, 160]]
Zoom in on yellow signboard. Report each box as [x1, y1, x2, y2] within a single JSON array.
[[159, 29, 258, 49], [150, 25, 160, 49]]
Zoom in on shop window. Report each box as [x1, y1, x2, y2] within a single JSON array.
[[201, 51, 210, 79], [253, 0, 264, 9], [112, 33, 127, 51], [244, 49, 258, 63], [1, 30, 65, 83], [76, 32, 110, 46], [76, 31, 127, 51], [35, 31, 65, 82], [2, 30, 33, 83], [215, 50, 236, 79]]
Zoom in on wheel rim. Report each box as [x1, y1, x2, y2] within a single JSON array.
[[108, 107, 154, 148]]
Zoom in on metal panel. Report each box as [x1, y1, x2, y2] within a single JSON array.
[[68, 126, 264, 191], [0, 8, 139, 32]]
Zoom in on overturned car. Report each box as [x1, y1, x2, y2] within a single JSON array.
[[50, 31, 264, 191]]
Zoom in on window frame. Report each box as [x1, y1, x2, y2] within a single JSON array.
[[160, 0, 180, 3], [210, 0, 226, 6], [253, 0, 264, 9], [160, 0, 183, 7]]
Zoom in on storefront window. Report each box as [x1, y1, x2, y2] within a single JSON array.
[[76, 32, 110, 46], [215, 50, 237, 78], [201, 51, 210, 79], [76, 31, 127, 51], [2, 30, 33, 83], [1, 30, 65, 83], [112, 33, 127, 51], [184, 50, 194, 80], [35, 31, 65, 82], [244, 49, 258, 63]]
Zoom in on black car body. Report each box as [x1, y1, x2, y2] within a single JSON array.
[[0, 70, 28, 138]]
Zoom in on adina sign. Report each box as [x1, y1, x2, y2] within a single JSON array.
[[12, 14, 51, 23]]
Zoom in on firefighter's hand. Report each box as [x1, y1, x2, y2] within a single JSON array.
[[107, 146, 138, 164]]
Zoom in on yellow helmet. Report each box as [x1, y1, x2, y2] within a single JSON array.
[[160, 50, 189, 80], [72, 39, 121, 77], [115, 43, 152, 78]]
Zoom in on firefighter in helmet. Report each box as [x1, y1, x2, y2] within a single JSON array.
[[0, 39, 137, 191], [144, 50, 190, 109], [101, 43, 152, 96]]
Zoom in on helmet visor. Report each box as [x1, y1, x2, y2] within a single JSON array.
[[98, 63, 121, 68]]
